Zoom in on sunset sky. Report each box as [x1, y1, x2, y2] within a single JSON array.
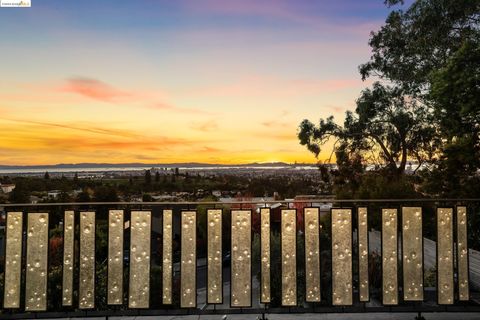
[[0, 0, 409, 165]]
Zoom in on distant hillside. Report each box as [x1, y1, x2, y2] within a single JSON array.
[[0, 161, 315, 170]]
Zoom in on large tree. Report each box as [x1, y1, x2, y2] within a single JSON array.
[[299, 0, 479, 180], [361, 0, 480, 176], [430, 40, 480, 161], [360, 0, 480, 93], [298, 82, 439, 175], [421, 39, 480, 196]]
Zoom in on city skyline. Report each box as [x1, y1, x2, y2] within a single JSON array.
[[0, 0, 410, 165]]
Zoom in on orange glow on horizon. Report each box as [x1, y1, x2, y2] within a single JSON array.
[[0, 77, 341, 166], [0, 116, 330, 166]]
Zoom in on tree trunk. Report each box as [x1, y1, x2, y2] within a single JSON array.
[[370, 134, 398, 172], [398, 141, 407, 175]]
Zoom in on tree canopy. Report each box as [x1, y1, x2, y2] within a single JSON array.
[[361, 0, 480, 93], [299, 82, 440, 175], [298, 0, 479, 184]]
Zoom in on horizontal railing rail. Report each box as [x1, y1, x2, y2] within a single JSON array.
[[0, 199, 479, 319], [1, 198, 480, 206]]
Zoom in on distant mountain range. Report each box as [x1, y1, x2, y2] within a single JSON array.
[[0, 162, 318, 169]]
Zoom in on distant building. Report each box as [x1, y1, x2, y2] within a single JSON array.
[[219, 196, 275, 204], [151, 195, 176, 201], [47, 190, 61, 199], [29, 195, 41, 204], [0, 184, 16, 193]]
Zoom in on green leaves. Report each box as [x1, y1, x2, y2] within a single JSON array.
[[298, 0, 479, 201], [298, 80, 440, 176], [297, 117, 340, 157], [430, 40, 480, 138], [362, 0, 479, 97]]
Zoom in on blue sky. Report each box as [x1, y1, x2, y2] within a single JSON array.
[[0, 0, 411, 165]]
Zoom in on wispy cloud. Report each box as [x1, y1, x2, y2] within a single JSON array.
[[0, 118, 197, 156], [1, 118, 138, 138], [59, 76, 212, 115], [197, 146, 223, 153], [60, 77, 132, 102], [189, 119, 219, 132], [259, 107, 292, 128]]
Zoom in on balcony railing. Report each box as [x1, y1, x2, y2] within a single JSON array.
[[0, 198, 479, 318]]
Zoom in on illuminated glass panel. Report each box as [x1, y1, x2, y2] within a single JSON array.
[[79, 211, 95, 309], [304, 207, 320, 302], [207, 209, 222, 303], [25, 213, 49, 311], [437, 208, 454, 304], [282, 209, 297, 306], [181, 211, 197, 308], [108, 210, 124, 305], [62, 211, 75, 306], [260, 208, 271, 303], [331, 209, 353, 305], [129, 211, 151, 308], [231, 210, 251, 307], [4, 212, 23, 309], [382, 208, 398, 305], [357, 207, 369, 302], [162, 209, 173, 304], [457, 206, 469, 301], [402, 207, 423, 301]]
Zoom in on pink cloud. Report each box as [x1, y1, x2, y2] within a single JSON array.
[[57, 76, 213, 115], [60, 77, 132, 102]]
